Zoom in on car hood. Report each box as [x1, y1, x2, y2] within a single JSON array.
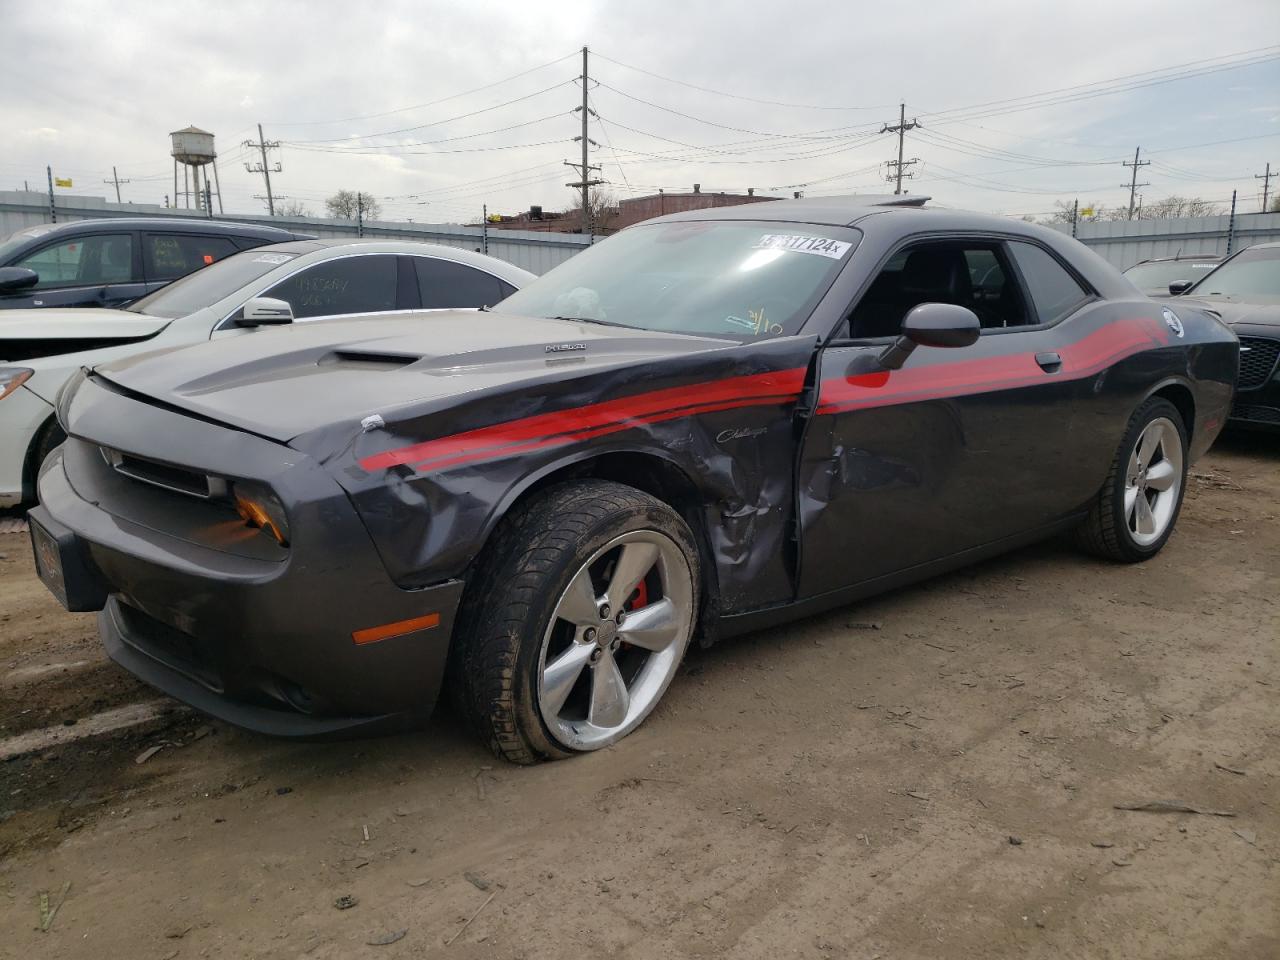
[[92, 310, 732, 442], [0, 307, 171, 342], [1177, 296, 1280, 330]]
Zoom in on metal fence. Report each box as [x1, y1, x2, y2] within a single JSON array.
[[0, 191, 590, 275], [7, 189, 1279, 275], [1046, 212, 1280, 270]]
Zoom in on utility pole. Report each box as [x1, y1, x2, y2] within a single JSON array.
[[1255, 161, 1275, 212], [482, 204, 489, 255], [1071, 198, 1079, 239], [881, 103, 920, 195], [244, 124, 281, 216], [356, 193, 364, 237], [204, 182, 213, 219], [564, 46, 604, 237], [46, 165, 56, 223], [1123, 147, 1150, 221], [103, 166, 130, 204]]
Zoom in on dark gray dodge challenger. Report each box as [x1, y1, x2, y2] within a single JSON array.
[[29, 197, 1238, 763]]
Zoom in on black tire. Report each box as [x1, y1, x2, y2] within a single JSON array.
[[451, 480, 700, 764], [1073, 397, 1188, 563], [28, 419, 67, 503]]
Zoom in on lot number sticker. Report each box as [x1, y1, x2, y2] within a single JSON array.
[[754, 234, 851, 259]]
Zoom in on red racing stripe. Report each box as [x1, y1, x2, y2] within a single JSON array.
[[817, 317, 1168, 415], [359, 367, 808, 473]]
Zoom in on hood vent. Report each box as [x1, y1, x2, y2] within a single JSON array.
[[319, 350, 418, 370]]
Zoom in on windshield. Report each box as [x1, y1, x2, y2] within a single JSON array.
[[1189, 246, 1280, 301], [1124, 259, 1219, 295], [493, 220, 859, 338], [0, 224, 60, 263], [127, 247, 300, 318]]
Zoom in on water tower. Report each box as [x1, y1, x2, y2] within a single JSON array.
[[170, 125, 222, 213]]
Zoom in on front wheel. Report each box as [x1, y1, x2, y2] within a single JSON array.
[[454, 480, 699, 764], [1073, 397, 1188, 562]]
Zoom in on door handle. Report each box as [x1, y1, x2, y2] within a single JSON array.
[[1035, 351, 1063, 373]]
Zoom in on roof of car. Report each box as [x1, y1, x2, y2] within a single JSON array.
[[19, 217, 305, 238], [254, 237, 535, 281], [651, 194, 934, 227]]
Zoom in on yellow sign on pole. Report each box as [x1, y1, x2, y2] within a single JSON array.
[[54, 177, 73, 188], [1079, 205, 1095, 218]]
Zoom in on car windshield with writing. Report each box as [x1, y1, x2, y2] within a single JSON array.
[[127, 249, 299, 318], [1189, 246, 1280, 302], [1123, 258, 1220, 296], [492, 221, 860, 339]]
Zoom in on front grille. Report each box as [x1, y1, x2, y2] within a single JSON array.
[[100, 446, 228, 500], [1238, 337, 1280, 390], [116, 601, 224, 692], [1231, 403, 1280, 425]]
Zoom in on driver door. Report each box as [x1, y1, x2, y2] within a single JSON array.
[[796, 236, 1084, 599]]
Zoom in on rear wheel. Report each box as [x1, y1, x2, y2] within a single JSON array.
[[454, 481, 699, 764], [1073, 397, 1188, 562]]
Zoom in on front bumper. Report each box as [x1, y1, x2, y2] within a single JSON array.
[[33, 378, 464, 737], [1228, 328, 1280, 430]]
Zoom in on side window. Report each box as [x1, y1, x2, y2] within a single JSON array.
[[144, 234, 238, 281], [846, 239, 1028, 339], [265, 255, 398, 319], [16, 234, 134, 288], [1007, 241, 1091, 325], [414, 257, 505, 309]]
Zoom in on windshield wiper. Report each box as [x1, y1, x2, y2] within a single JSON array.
[[549, 314, 627, 329]]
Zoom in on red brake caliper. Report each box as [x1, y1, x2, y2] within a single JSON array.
[[620, 579, 648, 652]]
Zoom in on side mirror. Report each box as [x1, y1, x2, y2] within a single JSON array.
[[0, 266, 39, 293], [1168, 280, 1194, 296], [237, 296, 294, 327], [878, 302, 981, 370]]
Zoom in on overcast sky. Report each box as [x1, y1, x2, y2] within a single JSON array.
[[2, 0, 1278, 224]]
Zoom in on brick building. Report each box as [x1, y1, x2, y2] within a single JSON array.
[[482, 185, 782, 235]]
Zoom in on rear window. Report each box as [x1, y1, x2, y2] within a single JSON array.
[[128, 248, 299, 318], [144, 233, 240, 281], [1123, 259, 1219, 295], [1008, 241, 1091, 324]]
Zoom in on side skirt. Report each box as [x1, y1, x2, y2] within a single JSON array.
[[713, 513, 1085, 642]]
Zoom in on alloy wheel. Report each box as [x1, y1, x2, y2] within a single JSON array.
[[536, 530, 694, 750], [1124, 416, 1183, 548]]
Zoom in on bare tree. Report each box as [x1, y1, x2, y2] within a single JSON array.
[[277, 200, 312, 218], [564, 187, 618, 233], [1139, 195, 1220, 220], [325, 190, 382, 221]]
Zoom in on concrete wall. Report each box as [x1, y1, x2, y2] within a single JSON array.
[[1047, 212, 1280, 270], [0, 191, 590, 275]]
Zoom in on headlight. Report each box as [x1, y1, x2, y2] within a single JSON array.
[[232, 481, 291, 547], [0, 367, 34, 402]]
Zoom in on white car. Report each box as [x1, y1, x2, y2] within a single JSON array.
[[0, 239, 533, 507]]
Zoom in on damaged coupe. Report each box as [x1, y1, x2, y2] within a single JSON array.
[[28, 197, 1238, 762]]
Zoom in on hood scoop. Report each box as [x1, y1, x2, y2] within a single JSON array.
[[319, 350, 419, 370]]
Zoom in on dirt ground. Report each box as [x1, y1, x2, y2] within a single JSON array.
[[0, 434, 1276, 959]]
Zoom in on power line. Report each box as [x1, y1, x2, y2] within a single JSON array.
[[283, 80, 577, 145], [264, 51, 580, 126], [592, 50, 894, 111]]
